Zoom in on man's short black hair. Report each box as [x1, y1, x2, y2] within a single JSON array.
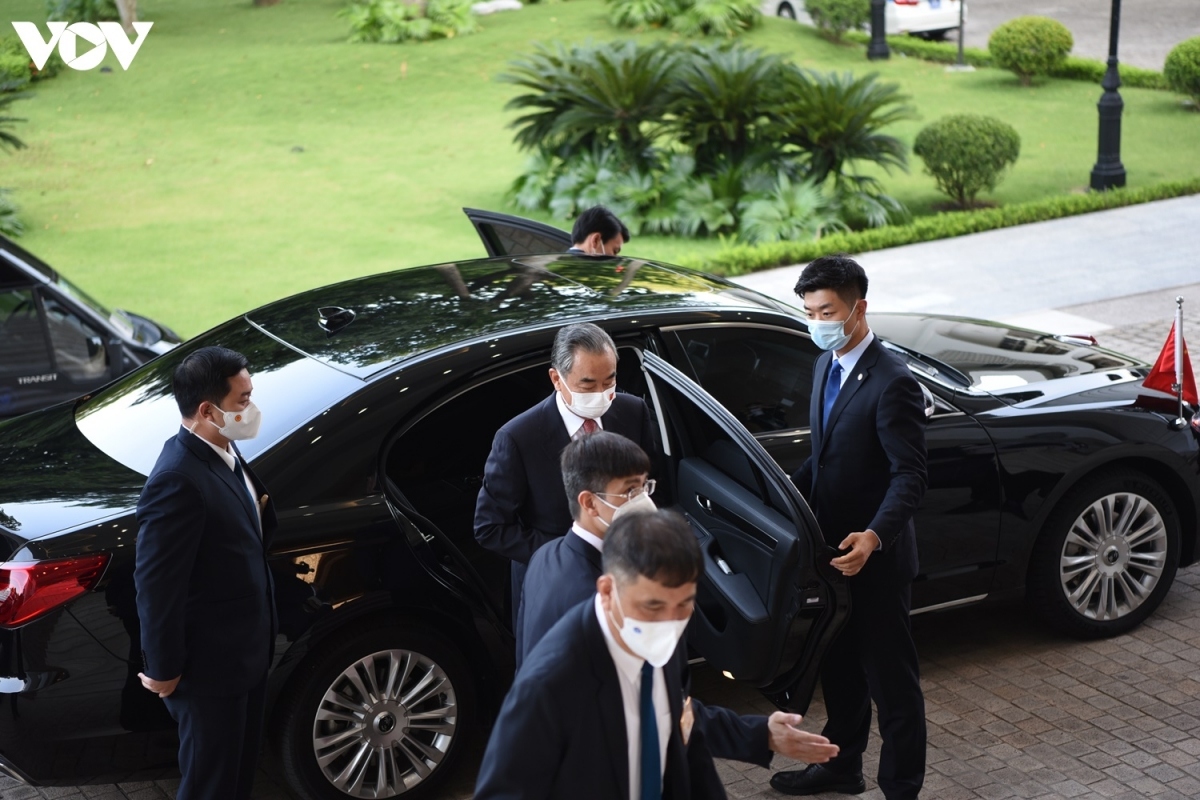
[[603, 510, 701, 589], [561, 431, 651, 518], [172, 346, 250, 417], [571, 205, 631, 246], [793, 254, 869, 306]]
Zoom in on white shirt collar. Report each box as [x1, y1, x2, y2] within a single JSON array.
[[594, 593, 644, 684], [572, 522, 604, 553], [187, 425, 236, 470], [555, 391, 603, 438], [833, 329, 875, 385]]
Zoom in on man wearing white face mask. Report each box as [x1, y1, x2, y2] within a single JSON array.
[[475, 322, 656, 626], [475, 511, 839, 800], [515, 430, 655, 668], [567, 205, 630, 257], [134, 346, 277, 800]]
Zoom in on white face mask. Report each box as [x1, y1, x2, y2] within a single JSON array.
[[565, 387, 615, 420], [200, 400, 262, 441], [608, 587, 689, 668], [596, 491, 657, 529]]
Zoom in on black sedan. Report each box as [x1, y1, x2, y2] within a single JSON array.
[[0, 233, 181, 419], [0, 226, 1197, 799]]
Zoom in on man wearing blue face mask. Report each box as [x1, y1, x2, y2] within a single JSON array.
[[476, 511, 839, 800], [771, 255, 928, 799], [134, 346, 277, 800], [475, 322, 656, 627], [516, 430, 656, 668]]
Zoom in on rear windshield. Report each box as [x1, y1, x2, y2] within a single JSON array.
[[870, 314, 1141, 392], [74, 321, 360, 476]]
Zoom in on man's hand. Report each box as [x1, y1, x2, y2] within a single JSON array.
[[831, 530, 880, 577], [767, 712, 839, 763], [138, 672, 181, 698]]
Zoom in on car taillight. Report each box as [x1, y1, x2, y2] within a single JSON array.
[[894, 0, 920, 5], [0, 554, 110, 628]]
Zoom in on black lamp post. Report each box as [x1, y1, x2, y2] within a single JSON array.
[[1090, 0, 1126, 190], [868, 0, 889, 61]]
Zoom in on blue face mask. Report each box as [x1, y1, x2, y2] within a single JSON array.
[[807, 306, 862, 351]]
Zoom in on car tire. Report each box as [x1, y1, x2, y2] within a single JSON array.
[[275, 625, 474, 800], [1028, 470, 1180, 639], [777, 2, 796, 20]]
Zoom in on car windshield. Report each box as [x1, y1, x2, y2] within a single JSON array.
[[870, 314, 1141, 393], [74, 321, 361, 476], [54, 273, 139, 341]]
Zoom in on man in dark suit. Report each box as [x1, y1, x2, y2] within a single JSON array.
[[567, 205, 630, 256], [476, 511, 839, 800], [134, 346, 277, 800], [475, 321, 655, 624], [516, 430, 654, 668], [770, 256, 928, 799]]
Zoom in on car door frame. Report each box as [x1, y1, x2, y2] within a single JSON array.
[[461, 208, 573, 258], [640, 350, 849, 713]]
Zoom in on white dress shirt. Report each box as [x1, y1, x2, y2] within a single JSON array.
[[831, 329, 875, 388], [571, 522, 604, 553], [594, 594, 671, 799], [556, 392, 604, 439], [188, 427, 262, 533]]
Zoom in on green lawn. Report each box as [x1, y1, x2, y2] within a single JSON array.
[[3, 0, 1198, 336]]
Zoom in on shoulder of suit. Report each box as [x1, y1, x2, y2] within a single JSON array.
[[500, 395, 556, 437], [514, 606, 593, 686]]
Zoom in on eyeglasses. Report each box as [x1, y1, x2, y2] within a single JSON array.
[[596, 479, 656, 502]]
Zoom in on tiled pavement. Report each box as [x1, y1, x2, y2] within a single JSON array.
[[6, 565, 1200, 800]]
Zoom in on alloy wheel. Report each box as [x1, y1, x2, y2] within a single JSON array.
[[312, 648, 458, 798], [1058, 492, 1168, 622]]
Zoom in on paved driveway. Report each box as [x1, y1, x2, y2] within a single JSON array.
[[963, 0, 1200, 71]]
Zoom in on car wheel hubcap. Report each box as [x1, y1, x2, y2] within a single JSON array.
[[313, 648, 457, 798], [1059, 492, 1168, 621]]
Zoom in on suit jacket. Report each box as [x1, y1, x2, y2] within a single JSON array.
[[793, 337, 927, 582], [134, 428, 278, 696], [516, 530, 601, 670], [474, 392, 655, 617], [476, 599, 769, 800]]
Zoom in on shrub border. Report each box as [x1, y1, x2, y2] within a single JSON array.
[[683, 177, 1200, 275], [842, 31, 1169, 90]]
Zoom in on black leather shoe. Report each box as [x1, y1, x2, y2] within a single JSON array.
[[770, 763, 866, 796]]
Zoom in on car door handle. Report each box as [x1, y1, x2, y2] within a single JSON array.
[[696, 494, 714, 514]]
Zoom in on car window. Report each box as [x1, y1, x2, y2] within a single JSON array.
[[670, 325, 819, 433], [0, 288, 53, 378], [41, 294, 108, 381]]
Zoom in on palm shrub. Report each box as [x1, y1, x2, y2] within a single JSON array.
[[500, 40, 678, 163], [1164, 37, 1200, 108], [913, 114, 1020, 209], [988, 16, 1073, 86], [0, 84, 27, 237], [666, 44, 784, 172], [804, 0, 869, 43], [339, 0, 479, 44], [0, 37, 63, 83], [0, 188, 22, 237], [772, 68, 914, 187], [607, 0, 759, 37]]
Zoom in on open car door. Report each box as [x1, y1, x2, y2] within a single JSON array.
[[641, 351, 849, 713], [462, 208, 573, 257]]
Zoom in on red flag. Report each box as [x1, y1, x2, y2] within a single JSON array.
[[1142, 322, 1198, 405]]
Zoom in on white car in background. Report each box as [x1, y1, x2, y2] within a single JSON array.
[[766, 0, 966, 40]]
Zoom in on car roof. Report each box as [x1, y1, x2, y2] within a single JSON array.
[[244, 254, 789, 379]]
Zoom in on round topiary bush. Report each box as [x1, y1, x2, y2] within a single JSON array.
[[1165, 36, 1200, 109], [804, 0, 869, 43], [913, 114, 1021, 209], [988, 16, 1073, 86]]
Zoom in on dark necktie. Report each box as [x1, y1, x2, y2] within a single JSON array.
[[640, 662, 661, 800], [822, 359, 843, 430]]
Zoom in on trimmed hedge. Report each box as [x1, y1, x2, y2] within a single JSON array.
[[1165, 37, 1200, 105], [842, 31, 1168, 90], [989, 16, 1073, 86], [913, 114, 1020, 208], [683, 178, 1200, 275]]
